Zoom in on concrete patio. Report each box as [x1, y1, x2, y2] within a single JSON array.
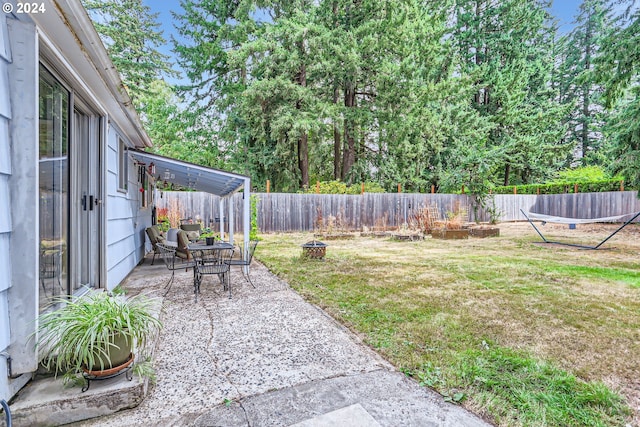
[[11, 251, 491, 426]]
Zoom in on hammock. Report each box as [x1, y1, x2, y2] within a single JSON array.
[[521, 209, 640, 249]]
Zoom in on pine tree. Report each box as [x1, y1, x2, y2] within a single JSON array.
[[558, 0, 612, 166], [451, 0, 570, 186], [594, 2, 640, 188], [82, 0, 177, 108]]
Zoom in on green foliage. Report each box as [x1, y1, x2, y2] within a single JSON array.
[[250, 195, 260, 241], [556, 0, 612, 167], [199, 228, 218, 239], [35, 291, 162, 382], [593, 5, 640, 190], [457, 346, 630, 426], [551, 166, 612, 183], [85, 0, 639, 196], [82, 0, 177, 108], [301, 180, 385, 194], [493, 179, 624, 195], [451, 0, 571, 187]]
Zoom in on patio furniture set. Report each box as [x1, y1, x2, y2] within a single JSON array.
[[150, 226, 258, 301]]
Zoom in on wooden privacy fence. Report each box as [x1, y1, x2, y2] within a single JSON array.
[[155, 191, 640, 233]]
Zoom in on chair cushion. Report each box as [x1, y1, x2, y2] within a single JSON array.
[[186, 231, 200, 241], [176, 230, 191, 259], [180, 224, 201, 232], [147, 226, 166, 244]]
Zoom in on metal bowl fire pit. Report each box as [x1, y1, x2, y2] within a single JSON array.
[[301, 240, 328, 259]]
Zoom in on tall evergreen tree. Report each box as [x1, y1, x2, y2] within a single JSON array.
[[82, 0, 177, 108], [558, 0, 612, 166], [594, 2, 640, 188], [451, 0, 570, 186]]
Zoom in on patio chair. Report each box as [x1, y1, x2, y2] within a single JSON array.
[[192, 247, 234, 300], [145, 225, 166, 265], [166, 227, 179, 244], [226, 240, 259, 288], [156, 243, 196, 297]]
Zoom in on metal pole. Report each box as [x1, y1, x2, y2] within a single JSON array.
[[593, 211, 640, 249]]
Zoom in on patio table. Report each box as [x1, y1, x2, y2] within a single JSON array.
[[188, 242, 235, 300]]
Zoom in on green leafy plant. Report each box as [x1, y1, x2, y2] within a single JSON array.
[[493, 178, 624, 195], [551, 166, 613, 183], [250, 194, 260, 241], [302, 180, 385, 194], [199, 227, 217, 239], [35, 291, 162, 384]]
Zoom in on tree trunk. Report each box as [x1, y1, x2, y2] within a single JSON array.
[[581, 8, 593, 164], [333, 85, 341, 180], [298, 133, 309, 188], [341, 80, 356, 182], [296, 44, 309, 188], [503, 162, 511, 186]]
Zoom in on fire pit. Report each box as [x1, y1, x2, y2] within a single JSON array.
[[301, 240, 328, 259]]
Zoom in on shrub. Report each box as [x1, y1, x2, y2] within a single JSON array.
[[493, 179, 624, 195], [302, 180, 385, 194]]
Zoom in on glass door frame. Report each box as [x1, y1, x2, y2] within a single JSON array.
[[39, 60, 105, 303], [70, 101, 102, 292]]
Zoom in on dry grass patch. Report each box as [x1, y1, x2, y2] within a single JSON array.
[[257, 223, 640, 426]]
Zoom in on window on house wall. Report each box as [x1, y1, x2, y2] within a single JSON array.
[[118, 137, 128, 191]]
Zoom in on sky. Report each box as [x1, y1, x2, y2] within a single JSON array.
[[144, 0, 584, 83]]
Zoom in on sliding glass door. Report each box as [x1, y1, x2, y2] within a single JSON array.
[[39, 64, 102, 311]]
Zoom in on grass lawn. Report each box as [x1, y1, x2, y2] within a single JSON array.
[[256, 222, 640, 427]]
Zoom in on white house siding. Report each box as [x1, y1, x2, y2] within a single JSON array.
[[0, 14, 12, 403], [0, 14, 37, 401], [106, 130, 152, 290]]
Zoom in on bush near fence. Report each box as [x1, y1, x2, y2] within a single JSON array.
[[493, 179, 625, 195]]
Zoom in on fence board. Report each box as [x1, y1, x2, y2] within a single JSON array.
[[154, 191, 640, 233]]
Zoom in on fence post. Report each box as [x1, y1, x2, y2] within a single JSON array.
[[431, 185, 435, 194], [266, 179, 270, 194], [620, 180, 624, 191], [361, 182, 365, 195], [397, 183, 402, 193], [574, 183, 578, 193], [461, 184, 465, 194], [316, 181, 320, 194], [513, 186, 517, 195]]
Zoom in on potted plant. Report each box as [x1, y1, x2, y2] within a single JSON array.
[[35, 290, 162, 384], [199, 228, 218, 245]]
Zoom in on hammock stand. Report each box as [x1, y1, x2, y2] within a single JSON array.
[[520, 209, 640, 250]]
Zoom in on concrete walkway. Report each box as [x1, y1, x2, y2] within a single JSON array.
[[65, 255, 490, 426]]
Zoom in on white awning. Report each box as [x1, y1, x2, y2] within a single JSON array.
[[128, 149, 252, 259], [128, 149, 249, 197]]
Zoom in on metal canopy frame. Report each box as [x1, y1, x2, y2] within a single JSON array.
[[128, 149, 247, 197], [128, 149, 252, 264], [521, 209, 640, 250]]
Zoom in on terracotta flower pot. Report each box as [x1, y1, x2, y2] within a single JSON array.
[[83, 353, 134, 378]]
